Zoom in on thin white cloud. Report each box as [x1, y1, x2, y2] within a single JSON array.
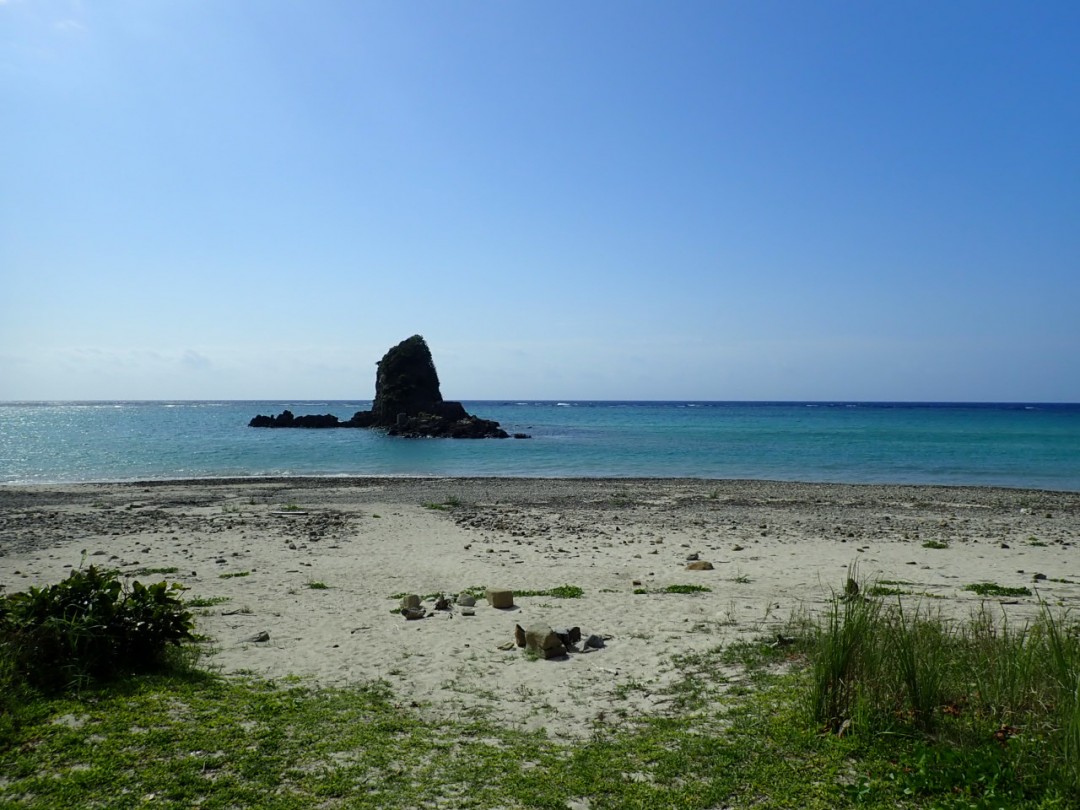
[[181, 350, 212, 371]]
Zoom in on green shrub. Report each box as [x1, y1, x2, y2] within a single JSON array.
[[0, 566, 194, 691]]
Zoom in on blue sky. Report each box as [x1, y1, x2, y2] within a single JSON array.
[[2, 1, 1077, 402]]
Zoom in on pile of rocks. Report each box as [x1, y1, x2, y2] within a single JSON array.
[[394, 587, 609, 660], [396, 587, 513, 620], [512, 623, 607, 660]]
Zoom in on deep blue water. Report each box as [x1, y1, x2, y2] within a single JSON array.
[[1, 401, 1079, 490]]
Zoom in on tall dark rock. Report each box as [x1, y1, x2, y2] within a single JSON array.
[[370, 335, 444, 425]]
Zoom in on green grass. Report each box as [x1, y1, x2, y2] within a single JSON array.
[[964, 582, 1034, 598], [219, 571, 251, 580], [662, 584, 712, 594], [306, 581, 330, 590], [423, 496, 464, 511], [867, 584, 911, 597], [633, 584, 713, 595], [185, 595, 230, 608], [515, 585, 585, 599], [130, 566, 180, 577], [6, 618, 1076, 809], [922, 540, 950, 549], [5, 573, 1079, 808], [805, 575, 1080, 802]]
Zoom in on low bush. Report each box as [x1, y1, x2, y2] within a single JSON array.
[[0, 566, 194, 692]]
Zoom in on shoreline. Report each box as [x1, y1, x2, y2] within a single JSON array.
[[3, 477, 1078, 738], [7, 472, 1080, 494]]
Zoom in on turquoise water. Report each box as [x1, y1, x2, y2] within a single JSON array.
[[1, 401, 1079, 490]]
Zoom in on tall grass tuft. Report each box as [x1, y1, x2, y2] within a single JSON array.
[[805, 568, 1080, 797], [1043, 605, 1080, 786], [807, 565, 881, 733], [886, 599, 952, 732]]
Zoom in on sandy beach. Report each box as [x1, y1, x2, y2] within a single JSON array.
[[2, 478, 1078, 739]]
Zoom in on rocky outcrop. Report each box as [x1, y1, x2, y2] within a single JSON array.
[[370, 334, 444, 425], [385, 411, 508, 439], [248, 410, 341, 428], [248, 335, 512, 439]]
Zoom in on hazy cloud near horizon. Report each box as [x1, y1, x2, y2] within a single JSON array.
[[1, 1, 1077, 402]]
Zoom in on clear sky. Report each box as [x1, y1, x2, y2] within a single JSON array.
[[2, 1, 1077, 402]]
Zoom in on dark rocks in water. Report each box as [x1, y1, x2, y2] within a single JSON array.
[[248, 410, 341, 428], [387, 411, 509, 439], [345, 410, 376, 428], [248, 335, 514, 439]]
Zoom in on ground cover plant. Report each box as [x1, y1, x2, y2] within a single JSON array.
[[3, 570, 1079, 808]]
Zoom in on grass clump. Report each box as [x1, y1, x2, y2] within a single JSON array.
[[186, 595, 230, 608], [306, 581, 330, 590], [922, 540, 950, 549], [663, 584, 712, 594], [633, 584, 714, 595], [132, 565, 179, 577], [867, 584, 911, 597], [804, 571, 1080, 802], [964, 582, 1033, 598], [219, 571, 251, 580], [516, 585, 585, 599], [423, 496, 464, 511]]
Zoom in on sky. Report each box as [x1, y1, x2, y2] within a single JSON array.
[[1, 1, 1078, 402]]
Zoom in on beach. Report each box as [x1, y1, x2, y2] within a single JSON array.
[[2, 478, 1078, 739]]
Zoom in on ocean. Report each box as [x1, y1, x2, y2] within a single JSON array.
[[1, 401, 1079, 490]]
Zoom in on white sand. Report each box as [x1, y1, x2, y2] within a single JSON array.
[[2, 478, 1078, 739]]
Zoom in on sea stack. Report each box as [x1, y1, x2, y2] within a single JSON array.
[[249, 335, 511, 439]]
